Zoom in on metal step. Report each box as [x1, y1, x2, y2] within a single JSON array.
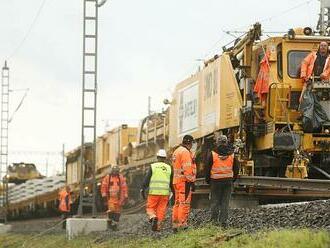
[[84, 71, 96, 74], [85, 35, 96, 38], [84, 53, 96, 56], [83, 125, 95, 129], [83, 107, 95, 111], [84, 89, 96, 93], [85, 16, 97, 20]]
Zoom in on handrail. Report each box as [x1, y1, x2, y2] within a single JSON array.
[[267, 82, 277, 119], [267, 82, 292, 122]]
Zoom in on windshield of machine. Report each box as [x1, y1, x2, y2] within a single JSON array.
[[287, 50, 310, 78]]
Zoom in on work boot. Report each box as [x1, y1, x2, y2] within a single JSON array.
[[107, 220, 112, 230], [62, 220, 66, 230], [110, 220, 119, 231], [220, 222, 228, 229], [182, 226, 189, 231], [111, 223, 118, 231], [151, 217, 158, 232]]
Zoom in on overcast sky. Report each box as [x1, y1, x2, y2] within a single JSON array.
[[0, 0, 320, 176]]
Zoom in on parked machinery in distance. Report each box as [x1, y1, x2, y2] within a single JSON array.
[[7, 163, 44, 184]]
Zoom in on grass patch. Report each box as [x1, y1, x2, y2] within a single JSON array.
[[1, 227, 329, 248]]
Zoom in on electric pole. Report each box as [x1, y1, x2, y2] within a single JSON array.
[[0, 61, 9, 224], [318, 0, 330, 35], [78, 0, 107, 217], [62, 143, 65, 176]]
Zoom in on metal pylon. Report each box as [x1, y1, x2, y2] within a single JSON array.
[[78, 0, 99, 217], [0, 61, 9, 223], [318, 0, 330, 35]]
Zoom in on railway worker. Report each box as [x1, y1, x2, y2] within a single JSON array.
[[101, 165, 128, 231], [140, 149, 173, 231], [205, 135, 239, 228], [300, 41, 330, 103], [172, 134, 196, 232], [58, 185, 72, 229]]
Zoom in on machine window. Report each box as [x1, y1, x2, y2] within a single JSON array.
[[287, 50, 310, 78], [277, 44, 283, 79]]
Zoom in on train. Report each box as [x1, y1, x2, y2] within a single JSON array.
[[66, 23, 330, 209], [3, 23, 330, 219]]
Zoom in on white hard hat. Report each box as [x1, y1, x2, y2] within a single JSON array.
[[217, 135, 228, 145], [111, 165, 120, 174], [156, 149, 167, 158]]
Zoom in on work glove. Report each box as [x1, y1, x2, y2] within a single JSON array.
[[120, 197, 128, 206], [170, 191, 175, 206], [191, 182, 195, 192], [186, 182, 195, 193], [233, 175, 239, 183], [102, 196, 108, 207], [140, 189, 146, 200]]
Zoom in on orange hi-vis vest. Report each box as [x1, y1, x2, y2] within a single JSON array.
[[172, 145, 196, 184], [210, 151, 234, 180], [58, 189, 71, 212], [301, 52, 330, 81], [101, 174, 128, 202]]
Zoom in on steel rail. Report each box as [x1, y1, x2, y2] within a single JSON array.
[[235, 176, 330, 191], [196, 176, 330, 191]]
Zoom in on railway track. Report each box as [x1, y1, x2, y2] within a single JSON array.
[[122, 201, 146, 215], [4, 176, 330, 221], [194, 176, 330, 201]]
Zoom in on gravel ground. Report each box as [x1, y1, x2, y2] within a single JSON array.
[[7, 199, 330, 240], [94, 199, 330, 241]]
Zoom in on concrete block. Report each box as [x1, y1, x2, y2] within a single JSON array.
[[0, 224, 12, 234], [66, 218, 107, 240]]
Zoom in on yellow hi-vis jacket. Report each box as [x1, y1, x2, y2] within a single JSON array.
[[149, 162, 172, 195]]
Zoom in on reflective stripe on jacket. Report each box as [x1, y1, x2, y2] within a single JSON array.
[[301, 52, 330, 81], [149, 162, 172, 195], [210, 151, 234, 180], [172, 145, 196, 184], [58, 189, 71, 212], [101, 174, 128, 204]]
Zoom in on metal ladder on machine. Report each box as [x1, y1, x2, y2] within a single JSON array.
[[0, 62, 9, 223], [77, 0, 100, 217]]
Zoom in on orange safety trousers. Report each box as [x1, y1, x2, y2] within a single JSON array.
[[172, 182, 192, 228], [146, 195, 169, 230], [107, 198, 121, 214]]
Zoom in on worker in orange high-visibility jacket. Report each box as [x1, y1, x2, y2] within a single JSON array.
[[140, 149, 173, 232], [205, 135, 239, 228], [299, 41, 330, 103], [58, 185, 72, 229], [101, 166, 128, 230], [172, 134, 196, 233]]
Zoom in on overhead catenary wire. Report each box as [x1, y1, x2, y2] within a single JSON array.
[[9, 150, 62, 156], [236, 0, 313, 31], [7, 0, 47, 60], [202, 0, 313, 60], [259, 0, 313, 24], [8, 88, 29, 123]]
